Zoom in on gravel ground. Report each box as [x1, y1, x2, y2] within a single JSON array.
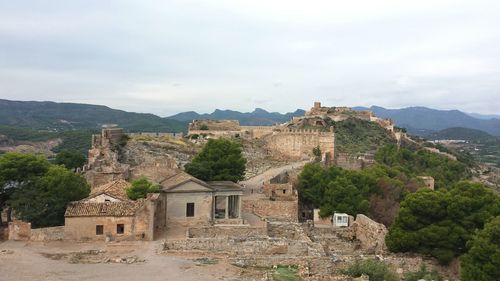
[[0, 240, 241, 281]]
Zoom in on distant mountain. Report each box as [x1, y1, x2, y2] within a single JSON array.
[[0, 99, 187, 132], [467, 112, 500, 120], [425, 127, 497, 141], [168, 108, 306, 126], [353, 106, 500, 136]]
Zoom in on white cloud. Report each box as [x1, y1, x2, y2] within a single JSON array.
[[0, 0, 499, 115]]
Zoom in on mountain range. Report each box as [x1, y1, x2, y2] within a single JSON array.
[[168, 108, 306, 126], [352, 106, 500, 136], [0, 99, 186, 132], [0, 99, 499, 136]]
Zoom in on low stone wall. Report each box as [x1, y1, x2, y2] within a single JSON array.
[[188, 225, 267, 238], [164, 237, 310, 256], [242, 199, 298, 222], [31, 226, 65, 241]]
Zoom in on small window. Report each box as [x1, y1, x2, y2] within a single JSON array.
[[282, 189, 286, 194], [96, 225, 104, 235], [186, 202, 195, 217], [105, 199, 111, 202], [117, 224, 124, 234]]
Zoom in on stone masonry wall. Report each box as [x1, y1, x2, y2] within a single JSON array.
[[31, 226, 64, 241], [242, 199, 298, 222], [265, 129, 335, 164]]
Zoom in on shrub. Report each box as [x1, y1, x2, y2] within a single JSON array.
[[342, 259, 398, 281]]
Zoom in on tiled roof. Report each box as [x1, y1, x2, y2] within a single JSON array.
[[88, 179, 131, 201], [65, 200, 144, 217], [160, 171, 212, 191]]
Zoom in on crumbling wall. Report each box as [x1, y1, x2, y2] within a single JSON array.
[[242, 199, 298, 222], [163, 237, 322, 257], [8, 220, 31, 241], [31, 226, 64, 241], [188, 225, 267, 238], [351, 214, 387, 253]]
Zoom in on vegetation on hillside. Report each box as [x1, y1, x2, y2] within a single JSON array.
[[185, 139, 246, 182], [333, 118, 395, 155], [426, 127, 496, 142], [0, 152, 89, 227], [0, 99, 187, 132], [0, 125, 95, 154], [386, 182, 499, 264], [375, 144, 469, 189]]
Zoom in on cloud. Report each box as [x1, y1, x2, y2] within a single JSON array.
[[0, 0, 499, 115]]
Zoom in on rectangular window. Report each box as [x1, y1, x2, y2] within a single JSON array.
[[96, 225, 104, 235], [117, 224, 124, 234], [186, 202, 195, 217]]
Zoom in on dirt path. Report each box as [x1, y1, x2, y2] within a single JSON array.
[[0, 240, 240, 281]]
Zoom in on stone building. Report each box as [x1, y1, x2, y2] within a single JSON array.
[[418, 176, 435, 190], [64, 180, 166, 241], [160, 172, 244, 227]]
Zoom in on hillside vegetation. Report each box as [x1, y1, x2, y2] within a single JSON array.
[[0, 99, 187, 132], [426, 127, 496, 141], [0, 125, 95, 154], [334, 118, 395, 155]]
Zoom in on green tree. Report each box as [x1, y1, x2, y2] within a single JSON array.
[[54, 149, 86, 170], [126, 177, 159, 200], [0, 153, 50, 224], [386, 182, 499, 264], [297, 163, 375, 217], [460, 215, 500, 281], [8, 165, 90, 227], [185, 139, 246, 182]]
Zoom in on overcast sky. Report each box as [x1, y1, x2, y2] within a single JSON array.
[[1, 0, 499, 116]]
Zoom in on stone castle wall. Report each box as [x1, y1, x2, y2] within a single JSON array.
[[265, 129, 335, 164]]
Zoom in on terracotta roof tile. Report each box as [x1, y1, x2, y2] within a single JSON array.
[[88, 179, 131, 201], [65, 200, 144, 217]]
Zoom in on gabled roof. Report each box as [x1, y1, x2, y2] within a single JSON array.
[[87, 179, 131, 201], [65, 200, 144, 217], [160, 171, 213, 192]]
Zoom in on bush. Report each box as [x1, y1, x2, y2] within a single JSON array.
[[404, 264, 443, 281], [342, 259, 397, 281]]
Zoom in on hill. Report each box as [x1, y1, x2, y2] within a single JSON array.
[[426, 127, 497, 141], [168, 108, 306, 125], [353, 106, 500, 136], [0, 99, 187, 132]]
